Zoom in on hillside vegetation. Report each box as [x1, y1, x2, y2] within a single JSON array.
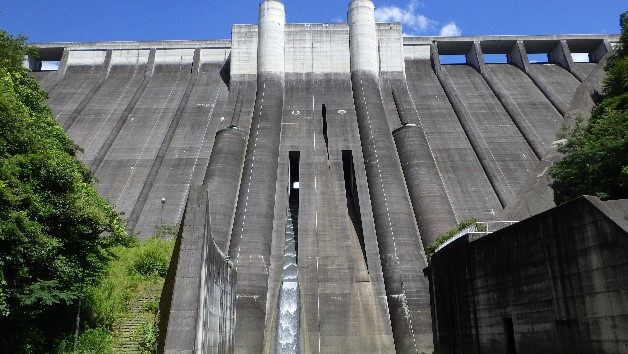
[[550, 12, 628, 203], [0, 30, 130, 352]]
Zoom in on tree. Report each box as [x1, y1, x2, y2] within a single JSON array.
[[550, 12, 628, 204], [0, 30, 129, 352]]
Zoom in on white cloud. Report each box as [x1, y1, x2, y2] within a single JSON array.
[[439, 22, 461, 37], [374, 1, 435, 33]]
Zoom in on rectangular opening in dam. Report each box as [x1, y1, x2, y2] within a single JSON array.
[[342, 150, 368, 272], [30, 47, 64, 72], [40, 61, 60, 71], [571, 52, 592, 63], [289, 151, 300, 262], [483, 54, 508, 64], [527, 53, 549, 64], [439, 54, 467, 65], [503, 317, 517, 354], [322, 104, 329, 158]]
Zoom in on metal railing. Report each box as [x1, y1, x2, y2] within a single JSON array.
[[435, 221, 518, 253]]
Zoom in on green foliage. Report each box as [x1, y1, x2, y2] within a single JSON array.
[[0, 29, 130, 351], [425, 218, 481, 255], [56, 327, 114, 354], [83, 237, 173, 329], [77, 237, 173, 351], [133, 239, 172, 277], [603, 12, 628, 99], [550, 12, 628, 204], [137, 321, 159, 354]]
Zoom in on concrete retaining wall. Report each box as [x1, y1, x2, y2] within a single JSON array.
[[425, 196, 628, 354], [159, 187, 236, 353]]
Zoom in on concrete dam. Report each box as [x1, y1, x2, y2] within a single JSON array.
[[28, 0, 619, 352]]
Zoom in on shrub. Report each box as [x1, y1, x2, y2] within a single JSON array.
[[56, 327, 114, 354], [133, 239, 172, 278], [137, 321, 158, 354], [425, 218, 481, 255]]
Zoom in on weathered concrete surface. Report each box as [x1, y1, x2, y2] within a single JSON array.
[[500, 50, 615, 221], [158, 187, 236, 353], [425, 196, 628, 354]]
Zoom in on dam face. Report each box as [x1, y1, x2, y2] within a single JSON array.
[[30, 1, 619, 352]]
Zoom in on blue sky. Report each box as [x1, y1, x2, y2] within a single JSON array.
[[0, 1, 625, 43]]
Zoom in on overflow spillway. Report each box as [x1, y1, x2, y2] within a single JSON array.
[[276, 191, 300, 353]]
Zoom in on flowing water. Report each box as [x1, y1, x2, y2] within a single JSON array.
[[276, 202, 299, 353]]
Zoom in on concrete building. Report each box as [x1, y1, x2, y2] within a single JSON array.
[[27, 0, 621, 352], [425, 196, 628, 354]]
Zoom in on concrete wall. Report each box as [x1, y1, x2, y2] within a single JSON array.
[[285, 24, 351, 74], [159, 187, 236, 353], [425, 196, 628, 354]]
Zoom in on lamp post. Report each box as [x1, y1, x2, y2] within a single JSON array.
[[160, 198, 166, 226]]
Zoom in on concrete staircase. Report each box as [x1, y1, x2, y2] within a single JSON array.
[[113, 284, 160, 353]]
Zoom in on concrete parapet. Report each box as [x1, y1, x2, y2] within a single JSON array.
[[312, 24, 351, 73], [154, 48, 195, 65], [159, 187, 236, 353], [66, 49, 107, 66], [230, 25, 258, 76], [377, 23, 404, 73], [285, 24, 351, 74], [110, 49, 151, 66], [200, 47, 231, 64], [403, 44, 431, 60]]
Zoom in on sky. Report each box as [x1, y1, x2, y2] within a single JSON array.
[[0, 0, 625, 44]]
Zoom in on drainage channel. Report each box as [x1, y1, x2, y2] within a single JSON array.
[[276, 152, 300, 353]]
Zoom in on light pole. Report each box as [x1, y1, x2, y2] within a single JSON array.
[[160, 198, 166, 226]]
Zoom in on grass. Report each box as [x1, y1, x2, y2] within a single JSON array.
[[56, 226, 175, 353], [425, 218, 486, 255]]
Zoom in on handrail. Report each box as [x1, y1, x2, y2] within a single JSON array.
[[435, 221, 518, 253]]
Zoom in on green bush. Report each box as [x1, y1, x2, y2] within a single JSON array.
[[137, 321, 158, 354], [56, 327, 114, 354], [425, 218, 481, 255], [133, 238, 172, 278]]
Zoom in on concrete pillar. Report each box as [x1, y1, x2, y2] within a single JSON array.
[[591, 39, 612, 63], [430, 42, 442, 71], [549, 40, 572, 69], [466, 41, 484, 73], [550, 40, 586, 81], [507, 41, 529, 72], [23, 56, 41, 71], [257, 0, 285, 75], [349, 0, 380, 76]]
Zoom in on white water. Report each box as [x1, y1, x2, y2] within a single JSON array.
[[276, 204, 299, 354]]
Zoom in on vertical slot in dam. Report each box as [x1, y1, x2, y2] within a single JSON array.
[[276, 151, 301, 353], [342, 150, 367, 271]]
